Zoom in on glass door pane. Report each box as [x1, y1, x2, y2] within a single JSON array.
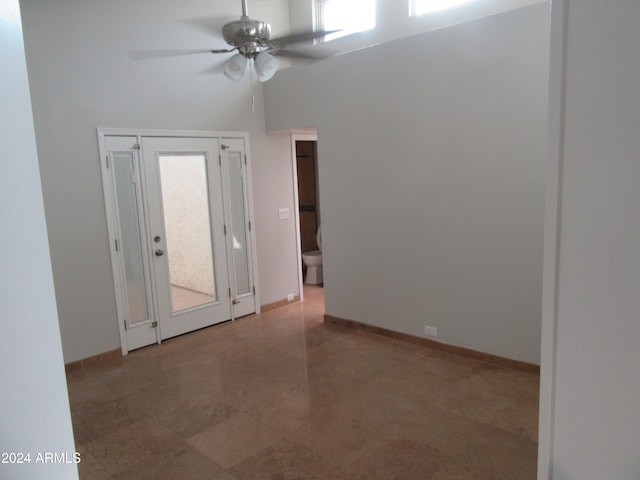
[[226, 150, 251, 296], [158, 154, 217, 313], [112, 152, 150, 326]]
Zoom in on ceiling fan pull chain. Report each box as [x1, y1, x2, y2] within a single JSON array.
[[247, 62, 255, 113]]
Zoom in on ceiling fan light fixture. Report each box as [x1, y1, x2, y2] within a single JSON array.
[[224, 53, 248, 81], [137, 1, 338, 84], [254, 51, 279, 82]]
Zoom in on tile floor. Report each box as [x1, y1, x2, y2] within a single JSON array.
[[68, 285, 540, 479]]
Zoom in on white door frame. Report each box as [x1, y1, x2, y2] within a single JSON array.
[[289, 129, 318, 301], [98, 128, 261, 355], [537, 0, 565, 477]]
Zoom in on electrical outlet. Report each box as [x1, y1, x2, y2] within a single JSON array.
[[287, 293, 295, 302], [424, 325, 438, 337]]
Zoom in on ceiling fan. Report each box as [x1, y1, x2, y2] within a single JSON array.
[[130, 0, 339, 83]]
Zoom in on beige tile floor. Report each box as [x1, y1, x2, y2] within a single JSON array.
[[68, 285, 539, 479]]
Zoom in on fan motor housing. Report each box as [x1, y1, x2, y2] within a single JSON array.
[[222, 17, 271, 55]]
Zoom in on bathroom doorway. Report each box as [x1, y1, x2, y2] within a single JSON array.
[[290, 130, 322, 299], [296, 139, 319, 269]]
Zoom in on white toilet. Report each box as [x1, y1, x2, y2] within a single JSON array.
[[302, 226, 323, 284]]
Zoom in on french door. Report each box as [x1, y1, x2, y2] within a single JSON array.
[[142, 136, 232, 341], [100, 132, 258, 352]]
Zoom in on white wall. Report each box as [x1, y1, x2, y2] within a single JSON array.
[[20, 0, 300, 362], [288, 0, 314, 32], [0, 0, 77, 477], [251, 131, 301, 301], [265, 3, 549, 364], [539, 1, 640, 478]]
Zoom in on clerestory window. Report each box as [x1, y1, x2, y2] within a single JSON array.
[[315, 0, 376, 41], [410, 0, 476, 16]]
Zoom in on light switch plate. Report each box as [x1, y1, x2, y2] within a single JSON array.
[[278, 208, 290, 220]]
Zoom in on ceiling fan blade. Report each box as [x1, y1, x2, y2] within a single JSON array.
[[268, 30, 341, 47], [271, 48, 331, 60], [128, 49, 234, 60]]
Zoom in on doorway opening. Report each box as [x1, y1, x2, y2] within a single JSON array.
[[290, 130, 324, 303], [296, 140, 320, 283]]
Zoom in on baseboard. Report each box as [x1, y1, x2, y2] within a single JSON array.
[[324, 314, 540, 374], [64, 297, 302, 372], [261, 295, 301, 313], [65, 348, 121, 373]]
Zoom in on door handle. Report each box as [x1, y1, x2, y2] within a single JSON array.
[[155, 249, 164, 256]]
